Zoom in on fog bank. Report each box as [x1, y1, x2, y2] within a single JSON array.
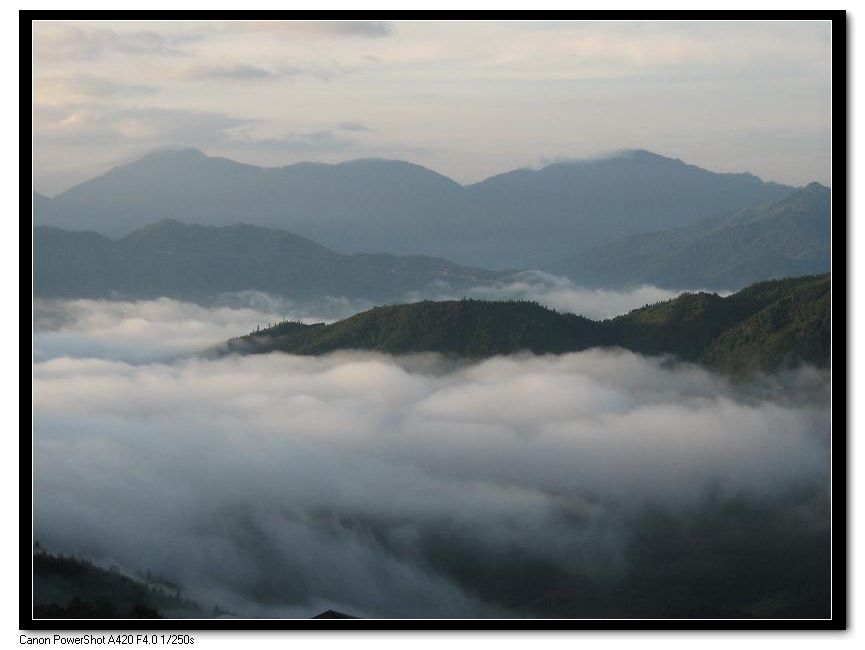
[[416, 271, 716, 319], [33, 346, 830, 618]]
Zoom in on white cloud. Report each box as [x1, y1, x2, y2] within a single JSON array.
[[408, 271, 719, 320], [33, 23, 201, 61], [33, 297, 306, 363], [33, 333, 830, 617], [235, 21, 394, 39]]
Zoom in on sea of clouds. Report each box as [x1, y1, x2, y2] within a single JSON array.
[[32, 297, 831, 618]]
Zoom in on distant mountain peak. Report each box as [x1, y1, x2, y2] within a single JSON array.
[[573, 149, 683, 164], [37, 147, 797, 268], [609, 148, 675, 162], [775, 182, 830, 205], [139, 147, 208, 161], [337, 157, 411, 167], [139, 217, 187, 230], [103, 148, 214, 176], [595, 150, 768, 180]]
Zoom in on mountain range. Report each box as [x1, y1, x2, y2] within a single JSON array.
[[555, 182, 831, 290], [33, 219, 506, 303], [226, 274, 830, 376], [34, 148, 795, 269], [34, 183, 832, 305]]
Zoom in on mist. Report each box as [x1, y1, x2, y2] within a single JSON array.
[[33, 279, 711, 365], [33, 296, 321, 363], [32, 298, 831, 618], [416, 271, 716, 319]]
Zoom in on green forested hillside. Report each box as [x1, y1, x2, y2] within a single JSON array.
[[555, 183, 830, 290], [701, 275, 831, 374], [227, 274, 831, 375], [235, 300, 605, 357]]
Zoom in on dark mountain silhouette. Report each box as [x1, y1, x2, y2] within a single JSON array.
[[312, 609, 358, 619], [226, 274, 830, 376], [33, 219, 508, 303], [555, 182, 831, 290], [33, 547, 201, 619], [33, 148, 795, 269]]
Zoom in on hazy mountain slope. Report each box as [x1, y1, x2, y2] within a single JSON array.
[[34, 148, 795, 269], [464, 149, 795, 267], [33, 227, 123, 297], [33, 190, 51, 220], [34, 549, 201, 619], [555, 183, 830, 290], [33, 219, 506, 303], [35, 149, 470, 260], [228, 274, 830, 375]]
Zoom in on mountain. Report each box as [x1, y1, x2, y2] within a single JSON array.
[[33, 219, 507, 303], [33, 148, 795, 269], [699, 275, 831, 375], [34, 547, 201, 619], [226, 274, 830, 375], [33, 190, 51, 217], [34, 149, 469, 259], [312, 609, 358, 619], [462, 150, 795, 267], [554, 183, 831, 290], [229, 300, 605, 358]]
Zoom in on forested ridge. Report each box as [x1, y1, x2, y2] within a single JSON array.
[[227, 274, 830, 375]]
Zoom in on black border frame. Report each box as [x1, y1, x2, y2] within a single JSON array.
[[21, 9, 848, 632]]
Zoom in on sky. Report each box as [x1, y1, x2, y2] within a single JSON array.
[[31, 20, 832, 195]]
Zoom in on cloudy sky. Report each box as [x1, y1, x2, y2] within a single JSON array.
[[32, 20, 832, 195]]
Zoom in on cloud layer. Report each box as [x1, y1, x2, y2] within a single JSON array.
[[418, 271, 705, 320], [32, 280, 709, 365], [33, 301, 831, 617], [33, 297, 294, 363]]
